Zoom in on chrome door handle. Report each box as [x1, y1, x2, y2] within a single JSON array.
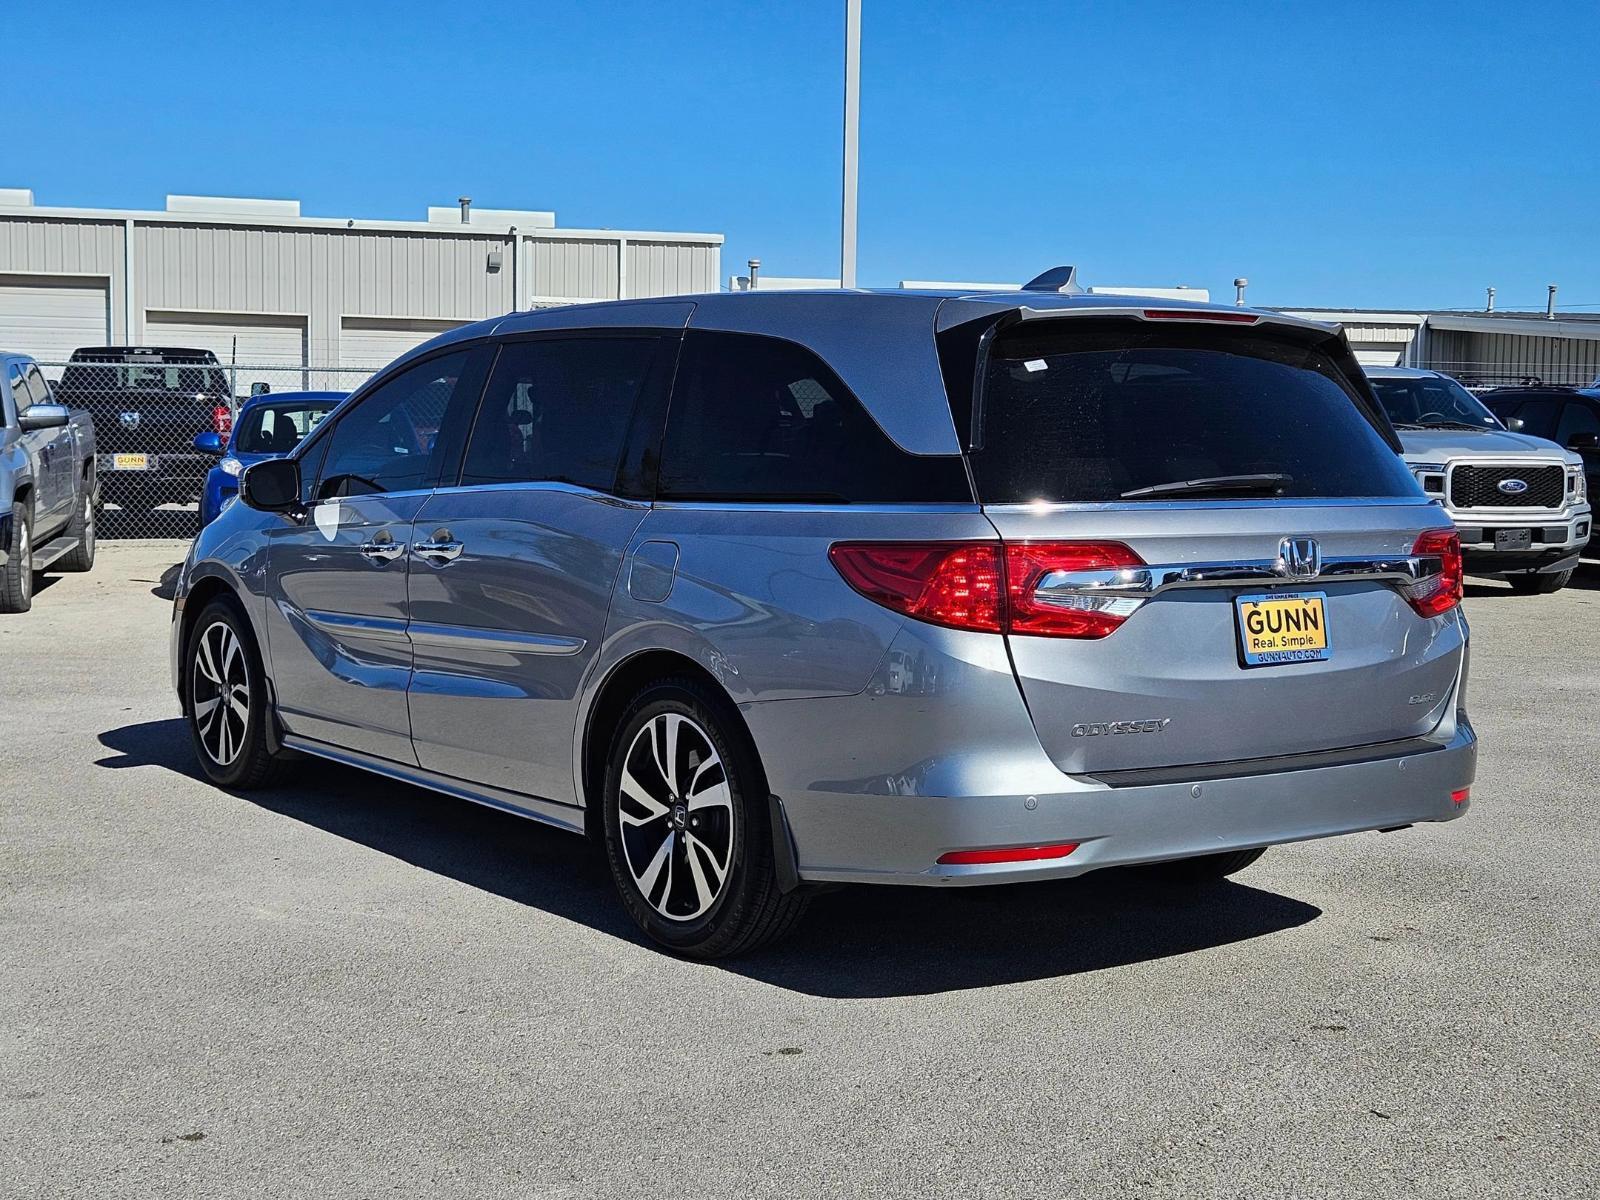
[[359, 536, 406, 563], [413, 531, 464, 564]]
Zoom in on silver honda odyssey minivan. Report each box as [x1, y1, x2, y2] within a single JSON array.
[[172, 278, 1476, 957]]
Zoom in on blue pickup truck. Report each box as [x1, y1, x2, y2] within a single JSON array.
[[2, 351, 98, 612]]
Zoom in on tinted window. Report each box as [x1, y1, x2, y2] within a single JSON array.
[[316, 351, 471, 498], [659, 331, 969, 503], [61, 355, 229, 396], [967, 320, 1418, 503], [1557, 402, 1600, 446], [22, 364, 53, 406], [1487, 397, 1560, 434], [234, 401, 336, 454], [1368, 375, 1499, 429], [461, 337, 659, 490], [3, 362, 23, 421]]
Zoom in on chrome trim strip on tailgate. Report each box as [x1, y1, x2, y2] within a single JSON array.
[[1035, 554, 1442, 603]]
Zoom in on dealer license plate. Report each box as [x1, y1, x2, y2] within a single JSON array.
[[112, 453, 150, 471], [1494, 528, 1532, 550], [1235, 591, 1331, 668]]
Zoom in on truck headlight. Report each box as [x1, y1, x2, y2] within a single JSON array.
[[220, 456, 243, 478], [1570, 468, 1587, 503], [1410, 463, 1446, 496]]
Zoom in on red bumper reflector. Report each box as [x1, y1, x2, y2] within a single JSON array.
[[1451, 788, 1470, 805], [937, 842, 1079, 866]]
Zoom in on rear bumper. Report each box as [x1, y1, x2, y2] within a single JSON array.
[[780, 722, 1474, 886], [745, 619, 1476, 887]]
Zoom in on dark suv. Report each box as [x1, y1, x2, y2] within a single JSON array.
[[53, 347, 234, 513], [1483, 385, 1600, 510]]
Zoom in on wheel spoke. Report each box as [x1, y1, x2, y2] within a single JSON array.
[[652, 714, 681, 797], [635, 831, 674, 902], [684, 834, 716, 913], [619, 766, 669, 827], [194, 696, 221, 725], [686, 831, 729, 886], [686, 779, 730, 814], [228, 684, 249, 720], [221, 630, 240, 679], [196, 633, 221, 685]]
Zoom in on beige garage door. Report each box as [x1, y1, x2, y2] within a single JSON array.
[[340, 318, 469, 371], [0, 276, 111, 365], [1350, 342, 1406, 368], [145, 311, 308, 392]]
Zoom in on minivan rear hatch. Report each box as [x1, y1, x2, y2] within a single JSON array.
[[945, 310, 1466, 776]]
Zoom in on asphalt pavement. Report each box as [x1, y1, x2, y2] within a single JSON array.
[[3, 542, 1597, 1198]]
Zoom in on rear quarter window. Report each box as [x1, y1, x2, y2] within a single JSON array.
[[659, 330, 970, 504], [966, 319, 1419, 504]]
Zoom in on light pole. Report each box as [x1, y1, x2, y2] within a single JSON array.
[[841, 0, 861, 288]]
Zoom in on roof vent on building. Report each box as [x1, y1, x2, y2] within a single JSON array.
[[1020, 266, 1085, 294], [0, 188, 35, 207], [166, 195, 302, 219], [426, 204, 556, 228]]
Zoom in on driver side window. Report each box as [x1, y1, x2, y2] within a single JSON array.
[[315, 351, 470, 499]]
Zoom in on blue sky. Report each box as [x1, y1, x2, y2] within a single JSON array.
[[10, 1, 1598, 309]]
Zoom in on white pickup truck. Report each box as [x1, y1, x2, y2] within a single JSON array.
[[1, 351, 98, 612], [1366, 367, 1590, 594]]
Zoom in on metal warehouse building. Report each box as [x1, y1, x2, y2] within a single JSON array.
[[0, 189, 722, 373], [1280, 306, 1600, 387]]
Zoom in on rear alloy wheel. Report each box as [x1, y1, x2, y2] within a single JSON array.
[[0, 503, 33, 613], [1508, 569, 1571, 595], [185, 599, 284, 788], [1147, 847, 1267, 884], [602, 679, 807, 957]]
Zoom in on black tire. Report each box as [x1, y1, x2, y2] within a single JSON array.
[[0, 501, 34, 614], [1508, 569, 1571, 595], [1148, 846, 1267, 884], [55, 483, 96, 573], [601, 677, 808, 958], [183, 597, 286, 789]]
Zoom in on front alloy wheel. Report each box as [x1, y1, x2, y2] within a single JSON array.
[[184, 599, 285, 789], [191, 620, 251, 767]]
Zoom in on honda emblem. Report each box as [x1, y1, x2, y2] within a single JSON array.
[[1276, 536, 1321, 581]]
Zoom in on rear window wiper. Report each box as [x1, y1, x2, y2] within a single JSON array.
[[1120, 473, 1292, 500]]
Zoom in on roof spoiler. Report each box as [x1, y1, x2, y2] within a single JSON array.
[[1020, 265, 1085, 295]]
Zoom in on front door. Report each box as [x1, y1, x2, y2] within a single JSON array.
[[264, 346, 486, 763], [406, 334, 669, 803]]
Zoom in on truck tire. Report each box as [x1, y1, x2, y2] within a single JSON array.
[[0, 502, 34, 613], [1508, 569, 1571, 595], [55, 484, 96, 573]]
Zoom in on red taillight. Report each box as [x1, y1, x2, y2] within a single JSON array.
[[1005, 541, 1145, 638], [937, 842, 1079, 865], [1451, 788, 1470, 806], [827, 542, 1003, 632], [212, 404, 233, 437], [829, 540, 1145, 639], [1141, 309, 1260, 323], [1404, 529, 1463, 618]]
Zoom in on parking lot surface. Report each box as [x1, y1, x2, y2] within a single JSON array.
[[3, 542, 1597, 1198]]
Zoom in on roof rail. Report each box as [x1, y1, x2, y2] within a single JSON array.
[[1020, 266, 1085, 295]]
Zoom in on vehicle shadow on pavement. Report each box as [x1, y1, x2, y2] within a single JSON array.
[[97, 718, 1322, 998]]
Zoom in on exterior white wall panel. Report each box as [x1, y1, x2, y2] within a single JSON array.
[[628, 240, 719, 297], [530, 238, 619, 303], [0, 217, 126, 342]]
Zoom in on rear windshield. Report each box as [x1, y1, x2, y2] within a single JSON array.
[[60, 356, 230, 397], [964, 319, 1418, 504]]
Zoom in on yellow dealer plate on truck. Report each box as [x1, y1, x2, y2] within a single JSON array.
[[1235, 591, 1330, 667], [111, 453, 150, 471]]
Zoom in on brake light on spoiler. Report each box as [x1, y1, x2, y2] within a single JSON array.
[[1140, 309, 1260, 323], [828, 541, 1145, 639]]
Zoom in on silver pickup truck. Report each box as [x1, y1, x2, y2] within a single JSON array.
[[1367, 367, 1590, 594], [2, 351, 98, 612]]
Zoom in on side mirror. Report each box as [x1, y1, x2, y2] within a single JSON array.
[[192, 430, 225, 455], [250, 381, 271, 397], [1567, 431, 1600, 452], [239, 458, 301, 512], [18, 403, 70, 432], [1505, 416, 1526, 432]]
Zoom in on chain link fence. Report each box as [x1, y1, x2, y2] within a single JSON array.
[[37, 359, 380, 540], [1432, 361, 1600, 392]]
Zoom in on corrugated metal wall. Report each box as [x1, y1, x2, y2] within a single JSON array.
[[1422, 329, 1600, 386], [0, 216, 126, 339], [0, 211, 721, 366]]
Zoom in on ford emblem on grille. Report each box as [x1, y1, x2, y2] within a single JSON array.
[[1497, 478, 1529, 495]]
